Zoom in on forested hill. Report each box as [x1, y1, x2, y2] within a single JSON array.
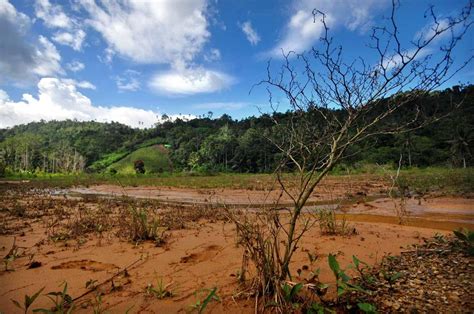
[[0, 85, 472, 175]]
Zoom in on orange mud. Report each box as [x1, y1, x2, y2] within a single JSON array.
[[0, 182, 472, 313], [0, 218, 449, 313]]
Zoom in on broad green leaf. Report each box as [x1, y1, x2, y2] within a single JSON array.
[[328, 254, 340, 276], [358, 302, 377, 313], [290, 283, 304, 298]]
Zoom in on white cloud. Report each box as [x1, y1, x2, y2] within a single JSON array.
[[149, 68, 234, 95], [0, 89, 9, 102], [116, 70, 141, 92], [0, 78, 161, 128], [415, 19, 451, 44], [52, 29, 86, 51], [0, 0, 29, 30], [0, 0, 64, 84], [66, 60, 85, 72], [381, 48, 431, 71], [271, 0, 388, 56], [33, 36, 63, 76], [204, 48, 221, 62], [62, 79, 96, 90], [240, 21, 261, 45], [35, 0, 73, 29], [98, 47, 115, 64], [35, 0, 86, 50], [78, 0, 233, 95], [80, 0, 210, 68]]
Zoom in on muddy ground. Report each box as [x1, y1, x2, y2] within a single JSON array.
[[0, 179, 472, 313]]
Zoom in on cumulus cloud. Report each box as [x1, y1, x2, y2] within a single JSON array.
[[0, 89, 9, 102], [149, 68, 234, 95], [80, 0, 210, 67], [0, 78, 161, 128], [0, 1, 63, 84], [0, 0, 35, 82], [52, 29, 86, 51], [35, 0, 86, 50], [240, 21, 261, 45], [270, 0, 388, 56], [35, 0, 73, 28], [66, 60, 85, 72], [34, 36, 63, 76], [78, 0, 234, 95], [116, 70, 141, 92]]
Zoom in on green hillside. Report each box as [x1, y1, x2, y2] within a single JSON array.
[[108, 145, 172, 174]]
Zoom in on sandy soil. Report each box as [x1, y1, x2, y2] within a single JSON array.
[[0, 182, 472, 313], [72, 185, 474, 230], [0, 218, 448, 313], [70, 176, 387, 206]]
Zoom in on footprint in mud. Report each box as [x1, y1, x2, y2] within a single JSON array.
[[180, 245, 222, 264], [51, 259, 118, 272]]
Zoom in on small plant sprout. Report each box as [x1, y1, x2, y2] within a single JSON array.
[[281, 282, 304, 309], [34, 282, 74, 313], [85, 279, 99, 290], [328, 254, 366, 300], [191, 287, 220, 314], [145, 273, 173, 299], [3, 238, 22, 271], [307, 251, 318, 264], [382, 270, 403, 289], [308, 302, 335, 314], [92, 292, 105, 314], [128, 205, 166, 245], [352, 255, 375, 286], [11, 287, 44, 314], [357, 302, 377, 314]]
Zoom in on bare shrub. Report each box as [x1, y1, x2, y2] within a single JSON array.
[[229, 1, 472, 310]]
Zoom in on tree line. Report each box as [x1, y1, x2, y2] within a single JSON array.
[[0, 85, 472, 175]]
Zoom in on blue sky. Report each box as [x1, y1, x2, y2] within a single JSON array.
[[0, 0, 472, 128]]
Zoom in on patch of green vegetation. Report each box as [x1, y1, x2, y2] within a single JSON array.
[[136, 137, 165, 149], [108, 145, 172, 174], [398, 167, 474, 195], [2, 167, 472, 195], [89, 151, 129, 172]]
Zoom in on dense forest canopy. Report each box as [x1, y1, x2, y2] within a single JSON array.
[[0, 85, 472, 175]]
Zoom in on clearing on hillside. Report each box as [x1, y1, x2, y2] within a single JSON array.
[[108, 145, 172, 174]]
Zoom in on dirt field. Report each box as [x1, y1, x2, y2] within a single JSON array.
[[0, 179, 472, 313], [72, 184, 474, 230]]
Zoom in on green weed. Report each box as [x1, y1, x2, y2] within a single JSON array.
[[11, 287, 44, 314], [145, 274, 173, 299], [190, 287, 220, 313], [328, 254, 367, 300], [453, 228, 474, 255]]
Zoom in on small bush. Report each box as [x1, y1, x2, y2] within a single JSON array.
[[134, 160, 145, 174]]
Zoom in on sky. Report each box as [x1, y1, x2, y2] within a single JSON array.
[[0, 0, 472, 128]]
